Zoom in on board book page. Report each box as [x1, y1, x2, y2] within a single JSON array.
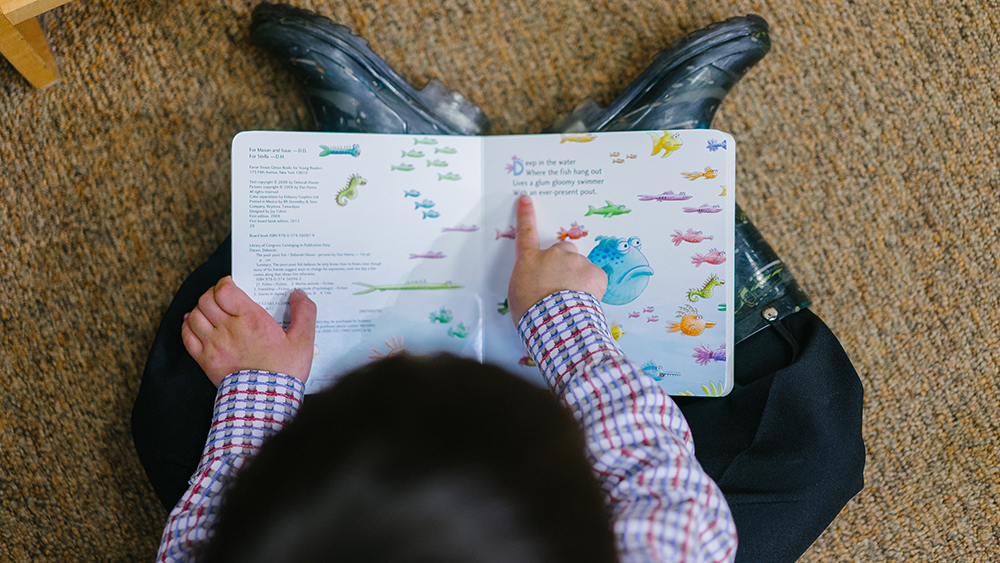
[[231, 129, 735, 396]]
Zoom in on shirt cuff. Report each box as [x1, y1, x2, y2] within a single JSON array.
[[517, 290, 624, 394], [194, 370, 305, 476]]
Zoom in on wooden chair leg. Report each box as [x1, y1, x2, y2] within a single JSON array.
[[0, 13, 58, 87]]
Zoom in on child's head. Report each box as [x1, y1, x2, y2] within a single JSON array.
[[204, 354, 616, 563]]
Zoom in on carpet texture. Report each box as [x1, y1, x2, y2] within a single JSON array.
[[2, 0, 998, 560]]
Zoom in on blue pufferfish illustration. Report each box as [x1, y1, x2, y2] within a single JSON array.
[[586, 235, 654, 305]]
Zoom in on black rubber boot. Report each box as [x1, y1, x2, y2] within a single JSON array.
[[546, 14, 770, 132], [250, 3, 490, 135]]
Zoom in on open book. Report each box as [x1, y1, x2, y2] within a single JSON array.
[[232, 129, 735, 396]]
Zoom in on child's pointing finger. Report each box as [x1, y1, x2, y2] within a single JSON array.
[[515, 195, 540, 255]]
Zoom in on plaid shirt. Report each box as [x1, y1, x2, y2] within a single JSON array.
[[157, 291, 735, 562]]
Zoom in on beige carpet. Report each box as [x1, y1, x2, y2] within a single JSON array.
[[2, 0, 998, 560]]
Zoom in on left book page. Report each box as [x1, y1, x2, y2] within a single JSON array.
[[232, 131, 486, 394]]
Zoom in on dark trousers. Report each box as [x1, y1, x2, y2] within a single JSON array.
[[132, 235, 864, 563]]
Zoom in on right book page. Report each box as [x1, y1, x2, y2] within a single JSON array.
[[481, 130, 736, 397]]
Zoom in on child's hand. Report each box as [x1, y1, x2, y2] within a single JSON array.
[[181, 276, 317, 387], [508, 195, 607, 323]]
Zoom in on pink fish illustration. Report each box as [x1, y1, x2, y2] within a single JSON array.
[[643, 306, 655, 313], [409, 251, 446, 259], [628, 311, 641, 318], [693, 344, 726, 366], [496, 226, 516, 240], [683, 203, 723, 214], [646, 315, 659, 323], [557, 222, 588, 241], [442, 224, 479, 232], [691, 248, 726, 267], [671, 229, 714, 246], [637, 190, 692, 202]]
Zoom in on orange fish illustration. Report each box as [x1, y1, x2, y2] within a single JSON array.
[[610, 152, 621, 157], [681, 166, 718, 181], [612, 158, 624, 164], [560, 134, 597, 143], [666, 305, 716, 336]]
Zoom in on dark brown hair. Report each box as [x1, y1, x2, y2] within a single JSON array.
[[204, 353, 616, 563]]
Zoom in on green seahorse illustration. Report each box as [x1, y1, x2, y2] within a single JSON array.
[[335, 174, 367, 207], [353, 280, 463, 295], [687, 274, 724, 302], [319, 144, 361, 157]]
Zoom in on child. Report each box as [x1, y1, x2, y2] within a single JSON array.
[[155, 195, 737, 562]]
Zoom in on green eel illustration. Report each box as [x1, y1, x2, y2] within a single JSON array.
[[336, 174, 367, 206], [353, 280, 463, 295], [687, 274, 724, 302], [319, 144, 361, 157]]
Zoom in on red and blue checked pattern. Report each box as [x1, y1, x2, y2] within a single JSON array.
[[518, 291, 737, 563], [156, 370, 304, 563]]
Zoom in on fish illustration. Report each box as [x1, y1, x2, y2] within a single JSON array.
[[319, 144, 361, 157], [448, 322, 469, 338], [414, 199, 436, 209], [556, 222, 588, 241], [637, 190, 692, 202], [335, 174, 367, 207], [626, 154, 637, 159], [585, 200, 631, 218], [612, 158, 625, 164], [681, 167, 718, 181], [641, 361, 667, 381], [628, 311, 641, 318], [688, 274, 724, 302], [429, 307, 453, 324], [496, 226, 516, 240], [404, 189, 420, 197], [683, 204, 723, 214], [518, 355, 536, 367], [409, 251, 446, 259], [666, 304, 716, 336], [497, 299, 509, 315], [646, 315, 659, 323], [649, 131, 683, 158], [587, 235, 653, 305], [414, 137, 438, 145], [670, 229, 714, 246], [353, 280, 463, 295], [691, 248, 726, 267], [392, 163, 415, 171], [401, 149, 425, 158], [706, 139, 727, 152], [442, 224, 479, 232], [427, 159, 448, 167], [422, 210, 440, 219], [643, 306, 654, 313], [435, 147, 457, 154], [438, 172, 461, 181], [610, 323, 626, 341], [561, 134, 597, 143], [610, 152, 620, 157], [693, 344, 726, 365]]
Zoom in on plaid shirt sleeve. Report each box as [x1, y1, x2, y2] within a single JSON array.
[[155, 370, 305, 563], [518, 291, 737, 563]]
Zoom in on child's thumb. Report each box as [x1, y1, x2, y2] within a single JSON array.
[[286, 289, 317, 344]]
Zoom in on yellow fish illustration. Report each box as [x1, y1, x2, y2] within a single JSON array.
[[560, 134, 597, 143], [610, 323, 626, 341], [649, 131, 683, 158]]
